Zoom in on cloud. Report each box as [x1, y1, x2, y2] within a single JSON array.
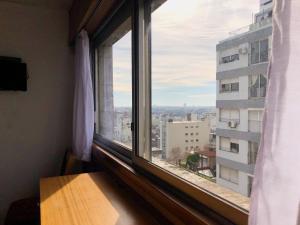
[[112, 0, 261, 106]]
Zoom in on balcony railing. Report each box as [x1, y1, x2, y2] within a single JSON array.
[[250, 17, 272, 31], [249, 86, 266, 98], [248, 120, 262, 133]]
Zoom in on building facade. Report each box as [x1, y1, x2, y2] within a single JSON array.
[[215, 0, 273, 197], [160, 118, 212, 162]]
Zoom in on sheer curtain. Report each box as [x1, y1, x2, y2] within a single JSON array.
[[249, 0, 300, 224], [73, 30, 94, 161]]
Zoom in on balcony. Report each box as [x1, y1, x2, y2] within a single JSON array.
[[249, 86, 266, 98]]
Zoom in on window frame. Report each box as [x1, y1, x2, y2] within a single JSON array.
[[250, 38, 269, 64], [91, 0, 134, 162], [92, 0, 249, 224]]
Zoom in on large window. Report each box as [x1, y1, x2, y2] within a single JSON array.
[[251, 39, 269, 64], [93, 0, 272, 223]]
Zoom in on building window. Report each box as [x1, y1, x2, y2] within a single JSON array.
[[220, 82, 239, 93], [251, 39, 269, 64], [248, 142, 259, 164], [220, 54, 239, 64], [230, 143, 239, 153], [249, 74, 267, 98], [219, 165, 239, 184], [219, 137, 239, 154], [248, 110, 263, 133], [219, 109, 240, 123], [185, 133, 188, 136]]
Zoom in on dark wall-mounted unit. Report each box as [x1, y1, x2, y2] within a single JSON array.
[[0, 56, 27, 91]]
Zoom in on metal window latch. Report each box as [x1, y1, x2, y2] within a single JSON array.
[[131, 122, 134, 131]]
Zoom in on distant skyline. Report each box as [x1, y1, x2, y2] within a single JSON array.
[[113, 0, 260, 107]]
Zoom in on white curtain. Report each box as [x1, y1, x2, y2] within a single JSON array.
[[73, 30, 94, 162], [249, 0, 300, 224]]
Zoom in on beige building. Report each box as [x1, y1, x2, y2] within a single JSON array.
[[160, 118, 211, 162]]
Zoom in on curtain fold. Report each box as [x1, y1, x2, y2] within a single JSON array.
[[73, 30, 94, 162], [249, 0, 300, 224]]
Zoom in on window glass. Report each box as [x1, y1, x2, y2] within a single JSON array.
[[251, 41, 260, 64], [231, 82, 239, 92], [260, 39, 269, 62], [138, 0, 272, 212], [95, 19, 132, 149], [251, 39, 269, 64]]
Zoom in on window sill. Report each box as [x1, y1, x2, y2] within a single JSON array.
[[92, 143, 249, 225]]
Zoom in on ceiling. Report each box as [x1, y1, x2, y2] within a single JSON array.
[[0, 0, 73, 10]]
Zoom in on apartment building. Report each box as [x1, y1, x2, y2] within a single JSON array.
[[215, 0, 272, 197], [160, 118, 212, 162]]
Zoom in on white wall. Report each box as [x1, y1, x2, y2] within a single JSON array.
[[0, 2, 73, 224]]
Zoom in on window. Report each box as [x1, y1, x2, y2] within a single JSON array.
[[249, 142, 259, 164], [219, 109, 240, 123], [251, 39, 269, 64], [93, 0, 271, 222], [219, 165, 239, 184], [248, 110, 263, 133], [231, 82, 239, 92], [220, 54, 239, 64], [220, 82, 239, 93], [219, 137, 239, 153], [249, 74, 267, 98], [94, 3, 132, 156], [221, 83, 230, 92], [230, 142, 239, 153], [135, 0, 266, 215]]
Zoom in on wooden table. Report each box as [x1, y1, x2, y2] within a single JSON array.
[[40, 172, 161, 225]]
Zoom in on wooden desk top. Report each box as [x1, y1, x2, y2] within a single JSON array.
[[40, 172, 161, 225]]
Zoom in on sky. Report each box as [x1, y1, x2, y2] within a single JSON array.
[[112, 0, 260, 107]]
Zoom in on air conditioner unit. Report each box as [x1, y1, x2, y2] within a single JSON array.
[[228, 121, 238, 128], [238, 47, 248, 55]]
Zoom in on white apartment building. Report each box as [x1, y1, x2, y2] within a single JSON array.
[[160, 118, 211, 162], [215, 0, 272, 197]]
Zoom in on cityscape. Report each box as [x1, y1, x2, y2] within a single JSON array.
[[111, 0, 272, 205]]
